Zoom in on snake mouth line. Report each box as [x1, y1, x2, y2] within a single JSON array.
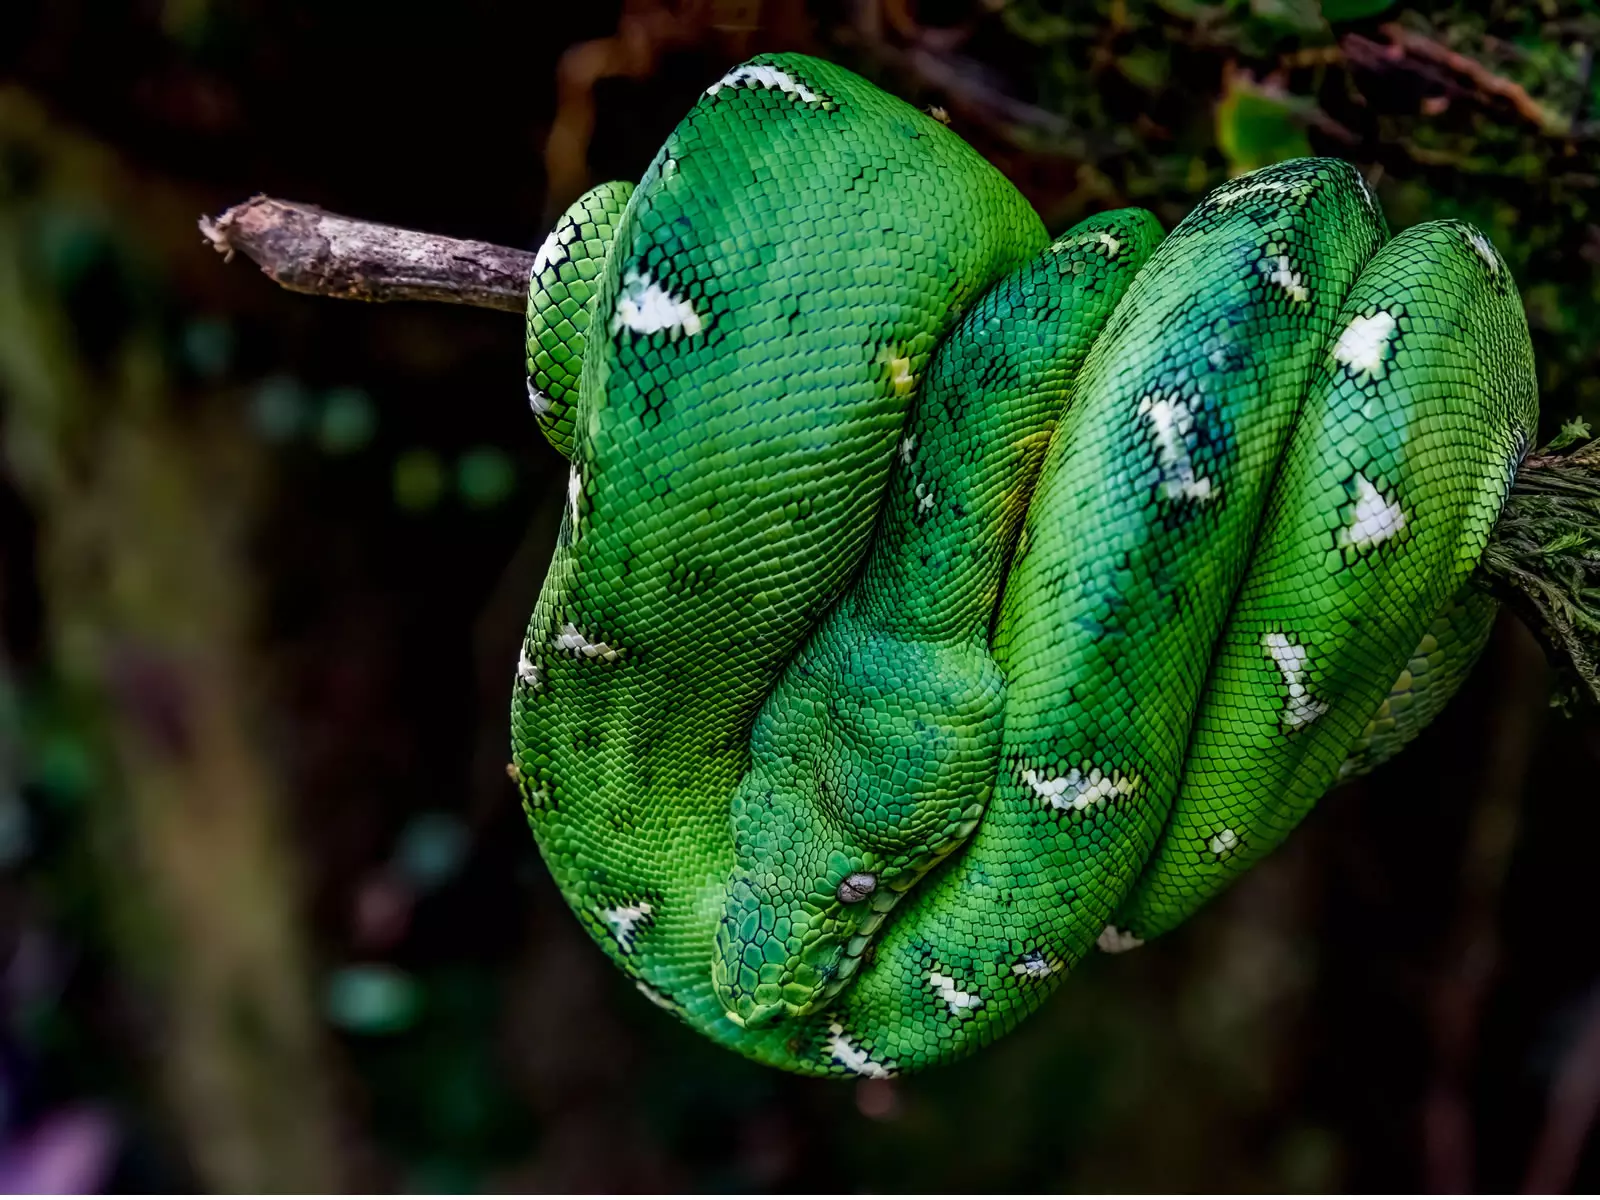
[[717, 884, 901, 1030], [714, 824, 984, 1029]]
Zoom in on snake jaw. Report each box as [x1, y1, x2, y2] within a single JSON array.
[[710, 853, 958, 1028], [711, 633, 1005, 1027], [710, 865, 878, 1028], [720, 1003, 784, 1031]]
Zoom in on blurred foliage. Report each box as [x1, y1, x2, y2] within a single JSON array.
[[0, 0, 1597, 1192]]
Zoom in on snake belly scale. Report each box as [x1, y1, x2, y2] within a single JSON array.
[[510, 53, 1537, 1076]]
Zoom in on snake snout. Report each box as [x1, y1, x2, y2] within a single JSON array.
[[711, 865, 898, 1027]]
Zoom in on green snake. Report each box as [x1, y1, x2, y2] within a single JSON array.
[[512, 53, 1538, 1077]]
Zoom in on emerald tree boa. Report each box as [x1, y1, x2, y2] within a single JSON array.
[[510, 53, 1536, 1077]]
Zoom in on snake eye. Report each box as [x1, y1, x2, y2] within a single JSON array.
[[836, 872, 877, 904]]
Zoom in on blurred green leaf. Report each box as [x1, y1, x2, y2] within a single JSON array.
[[1252, 0, 1327, 35], [316, 386, 377, 454], [394, 448, 446, 512], [393, 812, 469, 892], [456, 446, 516, 509], [1216, 81, 1313, 175], [1118, 48, 1171, 92], [180, 317, 232, 379], [325, 965, 423, 1035], [33, 732, 97, 807], [1319, 0, 1393, 21], [250, 375, 309, 442]]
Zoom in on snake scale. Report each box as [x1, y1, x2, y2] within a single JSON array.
[[511, 53, 1538, 1077]]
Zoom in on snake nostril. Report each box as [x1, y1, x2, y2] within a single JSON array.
[[837, 872, 877, 904]]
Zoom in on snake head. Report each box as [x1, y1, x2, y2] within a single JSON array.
[[711, 633, 1002, 1028]]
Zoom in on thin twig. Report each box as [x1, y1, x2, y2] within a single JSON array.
[[199, 196, 535, 312]]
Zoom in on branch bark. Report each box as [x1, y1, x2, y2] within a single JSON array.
[[201, 195, 535, 313], [202, 195, 1600, 709], [1475, 433, 1600, 710]]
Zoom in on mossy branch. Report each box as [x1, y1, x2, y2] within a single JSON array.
[[1474, 424, 1600, 711], [202, 197, 1600, 711]]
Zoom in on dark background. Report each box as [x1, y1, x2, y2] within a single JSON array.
[[1, 0, 1599, 1191]]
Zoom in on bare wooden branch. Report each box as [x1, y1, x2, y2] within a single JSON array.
[[200, 195, 535, 313]]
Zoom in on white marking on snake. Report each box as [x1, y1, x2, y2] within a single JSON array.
[[1338, 473, 1408, 550], [1332, 311, 1397, 379], [1136, 391, 1214, 503], [1023, 765, 1137, 812], [826, 1022, 895, 1078], [635, 980, 676, 1011], [527, 378, 553, 416], [567, 464, 583, 530], [1265, 254, 1309, 303], [532, 219, 577, 276], [1349, 162, 1378, 214], [914, 481, 935, 515], [898, 434, 917, 465], [705, 63, 821, 104], [1465, 228, 1501, 274], [598, 902, 653, 953], [553, 623, 622, 663], [1261, 632, 1328, 730], [1055, 230, 1121, 257], [611, 268, 703, 338], [1012, 950, 1056, 978], [1213, 177, 1311, 207], [927, 971, 983, 1014], [516, 647, 542, 690], [1210, 828, 1240, 856], [1097, 925, 1145, 954]]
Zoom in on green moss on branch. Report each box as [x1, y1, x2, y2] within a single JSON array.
[[1476, 422, 1600, 711]]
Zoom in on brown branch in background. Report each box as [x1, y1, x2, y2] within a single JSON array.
[[200, 196, 536, 313], [1339, 24, 1572, 137], [845, 0, 1080, 151], [543, 0, 711, 222]]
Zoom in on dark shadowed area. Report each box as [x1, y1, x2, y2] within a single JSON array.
[[1, 0, 1598, 1191]]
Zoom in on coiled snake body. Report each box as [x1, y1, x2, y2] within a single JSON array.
[[512, 53, 1537, 1077]]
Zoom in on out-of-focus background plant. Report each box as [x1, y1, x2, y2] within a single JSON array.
[[1, 0, 1598, 1191]]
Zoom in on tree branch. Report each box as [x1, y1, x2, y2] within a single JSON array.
[[200, 195, 535, 313], [202, 196, 1600, 709], [1339, 24, 1572, 137], [1474, 430, 1600, 711]]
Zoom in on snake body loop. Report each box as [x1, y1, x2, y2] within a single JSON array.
[[513, 53, 1537, 1076]]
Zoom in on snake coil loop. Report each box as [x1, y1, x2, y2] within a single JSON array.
[[513, 53, 1537, 1076]]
